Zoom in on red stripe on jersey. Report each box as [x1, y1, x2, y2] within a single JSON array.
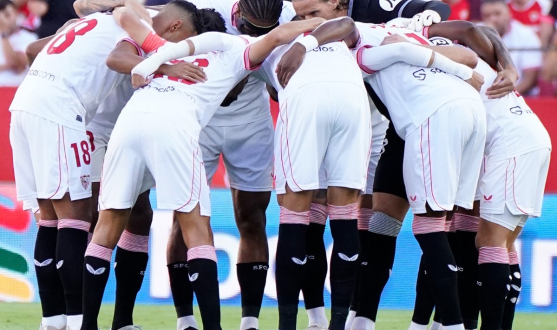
[[244, 44, 262, 71], [356, 45, 375, 75], [141, 32, 166, 54]]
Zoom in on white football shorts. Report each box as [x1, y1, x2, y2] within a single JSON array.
[[200, 117, 274, 192], [274, 81, 372, 194], [479, 148, 550, 230], [10, 111, 92, 201], [87, 129, 109, 183], [404, 99, 486, 214], [99, 110, 210, 216]]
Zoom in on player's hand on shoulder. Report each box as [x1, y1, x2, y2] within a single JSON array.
[[381, 34, 408, 46], [486, 68, 519, 99], [124, 0, 152, 26], [160, 62, 207, 84], [276, 42, 306, 88], [466, 71, 484, 92], [408, 10, 441, 32], [131, 73, 151, 89]]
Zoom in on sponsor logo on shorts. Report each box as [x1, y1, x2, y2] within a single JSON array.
[[484, 195, 493, 201], [76, 115, 83, 122], [81, 175, 90, 190], [410, 195, 417, 202], [27, 69, 55, 81]]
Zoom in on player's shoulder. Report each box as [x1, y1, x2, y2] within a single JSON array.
[[279, 1, 297, 23]]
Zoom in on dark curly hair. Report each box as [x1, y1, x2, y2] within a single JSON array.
[[239, 0, 283, 24], [199, 8, 227, 33]]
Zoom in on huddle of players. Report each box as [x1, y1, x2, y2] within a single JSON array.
[[8, 0, 551, 330]]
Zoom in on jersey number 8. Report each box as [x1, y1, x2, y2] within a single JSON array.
[[47, 19, 98, 55]]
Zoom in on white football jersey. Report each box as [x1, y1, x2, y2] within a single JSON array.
[[10, 13, 129, 131], [255, 34, 365, 102], [123, 34, 254, 137], [427, 36, 551, 159], [354, 22, 481, 138], [187, 0, 296, 126]]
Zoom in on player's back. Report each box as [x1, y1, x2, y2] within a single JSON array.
[[10, 13, 128, 130], [259, 34, 364, 101], [123, 34, 251, 136], [355, 22, 480, 137]]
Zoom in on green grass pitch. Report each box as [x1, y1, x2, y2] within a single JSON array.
[[1, 303, 556, 329]]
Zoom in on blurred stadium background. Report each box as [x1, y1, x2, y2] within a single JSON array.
[[1, 90, 557, 328]]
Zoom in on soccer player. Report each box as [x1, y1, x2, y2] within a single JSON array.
[[81, 7, 325, 330], [160, 1, 296, 329], [8, 3, 156, 329]]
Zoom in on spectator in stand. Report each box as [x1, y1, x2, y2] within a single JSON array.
[[482, 0, 543, 95], [444, 0, 471, 20], [26, 0, 77, 38], [12, 0, 40, 31], [0, 0, 36, 87], [508, 0, 554, 46]]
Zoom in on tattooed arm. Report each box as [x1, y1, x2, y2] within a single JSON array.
[[73, 0, 151, 24]]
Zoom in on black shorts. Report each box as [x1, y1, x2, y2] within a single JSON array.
[[373, 122, 407, 199]]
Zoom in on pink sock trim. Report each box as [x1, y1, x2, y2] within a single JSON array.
[[117, 230, 149, 253], [509, 252, 519, 265], [448, 218, 457, 233], [58, 219, 91, 232], [478, 246, 510, 264], [445, 220, 452, 233], [187, 245, 217, 262], [309, 203, 328, 225], [328, 203, 358, 220], [279, 207, 309, 225], [412, 216, 446, 235], [87, 233, 93, 246], [357, 208, 374, 230], [85, 243, 113, 262], [38, 219, 58, 228], [454, 213, 479, 232]]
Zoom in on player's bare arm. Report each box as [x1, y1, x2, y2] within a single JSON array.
[[275, 16, 358, 87], [106, 41, 206, 83], [426, 21, 497, 69], [479, 25, 519, 98], [381, 34, 478, 68], [74, 0, 151, 24]]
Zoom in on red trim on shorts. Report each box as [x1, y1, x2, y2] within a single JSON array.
[[47, 126, 63, 199], [512, 158, 528, 214], [426, 119, 446, 210], [141, 32, 167, 54], [283, 102, 303, 191], [356, 45, 375, 75]]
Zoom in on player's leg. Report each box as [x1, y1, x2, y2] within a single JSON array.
[[81, 110, 153, 330], [166, 124, 221, 330], [302, 188, 329, 329], [222, 119, 274, 330], [111, 190, 153, 330], [347, 111, 388, 330], [353, 124, 408, 330], [502, 226, 523, 330], [322, 82, 372, 330], [274, 85, 329, 330]]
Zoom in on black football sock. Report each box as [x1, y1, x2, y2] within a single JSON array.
[[301, 222, 327, 310], [276, 207, 309, 330], [356, 211, 401, 322], [81, 243, 113, 330], [237, 262, 268, 319], [168, 262, 195, 318], [111, 232, 149, 330], [328, 203, 359, 330], [56, 219, 89, 317], [502, 252, 521, 330], [411, 255, 435, 326], [34, 220, 66, 318], [350, 207, 374, 315], [187, 246, 221, 330], [478, 247, 510, 330], [413, 215, 463, 327]]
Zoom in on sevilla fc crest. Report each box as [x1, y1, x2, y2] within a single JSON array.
[[81, 175, 90, 190]]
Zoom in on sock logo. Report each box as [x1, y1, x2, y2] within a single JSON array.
[[513, 272, 521, 279], [252, 265, 268, 270], [140, 270, 145, 276], [477, 281, 482, 286], [174, 263, 188, 268], [86, 264, 106, 275], [114, 262, 117, 269], [512, 284, 521, 291], [510, 297, 518, 304], [188, 273, 199, 282], [458, 266, 463, 272], [56, 260, 64, 269], [361, 261, 368, 266], [33, 259, 53, 267], [338, 253, 359, 262], [507, 284, 511, 291], [447, 264, 458, 272], [291, 257, 307, 265], [308, 255, 315, 260]]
